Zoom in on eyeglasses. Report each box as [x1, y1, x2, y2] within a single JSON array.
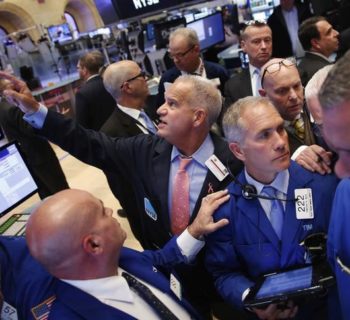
[[244, 19, 267, 26], [261, 58, 296, 87], [168, 45, 195, 60], [241, 19, 267, 31], [120, 71, 147, 89]]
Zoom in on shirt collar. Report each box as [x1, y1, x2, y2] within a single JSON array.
[[61, 268, 133, 303], [171, 133, 214, 167], [248, 63, 260, 78], [307, 51, 331, 62], [117, 104, 141, 121], [86, 74, 99, 82], [244, 168, 289, 196]]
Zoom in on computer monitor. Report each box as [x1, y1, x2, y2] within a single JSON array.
[[47, 23, 73, 44], [187, 12, 225, 51], [146, 23, 155, 41], [0, 141, 38, 217], [154, 18, 186, 50]]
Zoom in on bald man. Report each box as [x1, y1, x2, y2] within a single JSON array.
[[100, 60, 157, 244], [259, 58, 334, 175], [0, 188, 229, 319]]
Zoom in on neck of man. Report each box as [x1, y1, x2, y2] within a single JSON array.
[[186, 57, 202, 74], [118, 96, 146, 110], [176, 130, 208, 157]]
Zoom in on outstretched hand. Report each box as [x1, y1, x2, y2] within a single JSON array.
[[188, 190, 230, 239], [0, 71, 40, 113]]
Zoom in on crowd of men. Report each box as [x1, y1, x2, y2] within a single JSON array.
[[0, 1, 350, 319]]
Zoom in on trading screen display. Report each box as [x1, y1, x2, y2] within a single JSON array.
[[256, 266, 313, 299], [187, 12, 225, 51], [47, 23, 73, 43], [0, 143, 38, 216]]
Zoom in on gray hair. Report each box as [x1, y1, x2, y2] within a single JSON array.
[[102, 60, 137, 99], [173, 75, 222, 126], [223, 96, 274, 143], [169, 27, 199, 47], [319, 51, 350, 111]]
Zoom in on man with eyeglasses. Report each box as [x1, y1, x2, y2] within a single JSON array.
[[156, 27, 229, 108], [206, 96, 338, 320], [75, 50, 115, 130], [259, 58, 334, 176], [98, 60, 157, 246], [223, 20, 272, 109], [298, 16, 339, 86], [0, 71, 243, 319]]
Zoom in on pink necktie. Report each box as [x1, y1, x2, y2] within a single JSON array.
[[171, 157, 192, 235]]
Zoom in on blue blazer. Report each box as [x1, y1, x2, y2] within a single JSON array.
[[205, 162, 338, 308], [0, 237, 201, 320], [328, 178, 350, 319], [156, 60, 229, 107]]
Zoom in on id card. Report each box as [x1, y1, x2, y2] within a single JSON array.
[[205, 155, 229, 181], [295, 188, 314, 219], [170, 273, 182, 300], [1, 301, 18, 320]]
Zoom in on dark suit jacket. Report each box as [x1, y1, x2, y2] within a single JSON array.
[[156, 61, 229, 108], [297, 52, 331, 86], [100, 107, 154, 245], [0, 236, 201, 320], [0, 102, 68, 199], [223, 68, 252, 109], [267, 4, 312, 58], [75, 75, 115, 130], [37, 110, 243, 315]]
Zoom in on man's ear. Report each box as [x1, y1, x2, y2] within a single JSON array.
[[229, 142, 245, 161], [82, 235, 103, 255], [193, 108, 206, 127], [240, 39, 246, 52], [310, 38, 320, 51], [259, 88, 267, 97]]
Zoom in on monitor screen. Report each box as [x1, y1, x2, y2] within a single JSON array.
[[187, 12, 225, 51], [0, 142, 38, 217], [146, 23, 155, 41], [47, 23, 73, 43], [154, 18, 186, 50]]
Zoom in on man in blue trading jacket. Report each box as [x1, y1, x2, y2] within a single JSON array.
[[319, 51, 350, 320], [205, 96, 339, 319], [0, 72, 242, 318], [0, 188, 230, 320], [156, 27, 228, 108]]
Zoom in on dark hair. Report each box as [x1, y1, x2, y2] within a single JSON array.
[[298, 16, 326, 51], [79, 50, 105, 74]]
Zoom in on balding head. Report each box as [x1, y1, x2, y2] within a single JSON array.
[[103, 60, 149, 104], [259, 58, 304, 121], [26, 189, 126, 279]]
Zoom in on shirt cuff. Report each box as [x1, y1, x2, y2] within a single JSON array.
[[176, 229, 205, 263], [23, 103, 48, 129], [291, 145, 308, 160]]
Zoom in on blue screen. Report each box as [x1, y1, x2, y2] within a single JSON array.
[[256, 266, 313, 299], [187, 12, 225, 51]]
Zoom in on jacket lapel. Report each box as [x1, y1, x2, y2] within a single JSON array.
[[53, 280, 135, 320], [280, 162, 313, 263], [152, 140, 173, 231], [233, 172, 281, 251], [191, 133, 239, 221]]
